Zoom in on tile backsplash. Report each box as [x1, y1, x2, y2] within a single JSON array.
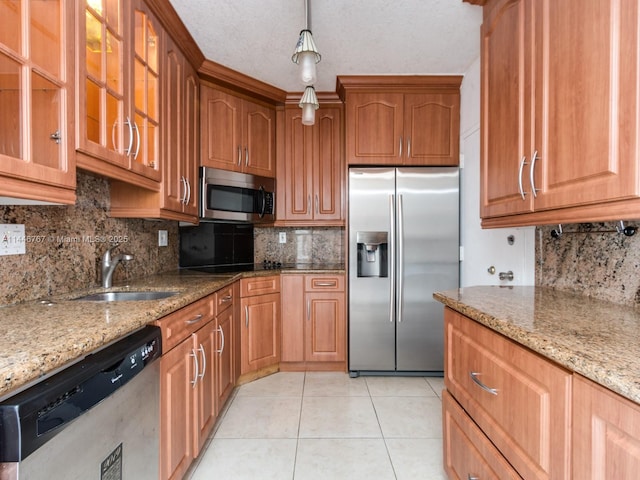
[[0, 172, 178, 305], [254, 227, 344, 265], [536, 222, 640, 306]]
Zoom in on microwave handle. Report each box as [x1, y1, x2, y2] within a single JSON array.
[[258, 186, 266, 218]]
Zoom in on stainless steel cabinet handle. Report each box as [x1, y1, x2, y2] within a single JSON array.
[[307, 195, 311, 214], [499, 271, 514, 281], [315, 194, 319, 214], [407, 138, 411, 159], [399, 136, 403, 157], [185, 314, 204, 325], [185, 178, 192, 205], [198, 343, 206, 379], [468, 475, 479, 480], [389, 194, 395, 323], [245, 305, 249, 328], [469, 372, 498, 395], [132, 121, 141, 160], [315, 281, 336, 287], [245, 147, 249, 166], [221, 295, 232, 303], [124, 117, 134, 156], [307, 299, 310, 321], [518, 156, 528, 200], [530, 150, 539, 198], [237, 146, 242, 166], [180, 176, 187, 203], [190, 347, 199, 387], [397, 194, 404, 323], [217, 325, 225, 355]]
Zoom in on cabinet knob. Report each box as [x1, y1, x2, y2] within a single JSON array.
[[50, 130, 61, 144]]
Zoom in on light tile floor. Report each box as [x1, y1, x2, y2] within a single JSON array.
[[186, 372, 447, 480]]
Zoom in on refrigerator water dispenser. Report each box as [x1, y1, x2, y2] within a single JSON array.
[[356, 231, 388, 277]]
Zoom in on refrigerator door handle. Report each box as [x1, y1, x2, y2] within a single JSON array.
[[397, 194, 404, 323], [389, 194, 395, 323]]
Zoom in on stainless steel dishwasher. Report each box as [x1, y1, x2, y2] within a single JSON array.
[[0, 325, 161, 480]]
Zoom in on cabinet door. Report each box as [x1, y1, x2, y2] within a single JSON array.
[[532, 0, 640, 211], [160, 338, 194, 480], [200, 86, 242, 171], [193, 326, 216, 457], [162, 42, 184, 213], [283, 109, 314, 221], [183, 63, 199, 215], [0, 0, 75, 203], [215, 306, 234, 413], [77, 0, 129, 169], [404, 93, 459, 166], [240, 293, 281, 374], [480, 0, 535, 218], [305, 291, 346, 362], [281, 274, 305, 362], [243, 100, 276, 177], [345, 92, 404, 165], [573, 375, 640, 480], [129, 0, 161, 181], [314, 107, 343, 220]]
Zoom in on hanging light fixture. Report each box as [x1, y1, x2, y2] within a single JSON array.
[[291, 0, 321, 86], [299, 86, 319, 126]]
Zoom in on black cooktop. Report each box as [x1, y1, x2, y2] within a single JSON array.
[[185, 260, 283, 274]]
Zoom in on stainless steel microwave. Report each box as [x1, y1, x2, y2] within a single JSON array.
[[199, 167, 275, 223]]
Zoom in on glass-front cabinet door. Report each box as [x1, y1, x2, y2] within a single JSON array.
[[0, 0, 75, 202]]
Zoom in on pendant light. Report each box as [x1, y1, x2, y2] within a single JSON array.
[[291, 0, 321, 85], [299, 86, 319, 126]]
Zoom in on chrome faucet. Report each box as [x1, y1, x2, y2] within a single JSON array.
[[101, 245, 134, 288]]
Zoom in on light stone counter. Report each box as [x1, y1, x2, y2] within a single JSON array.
[[434, 286, 640, 404], [0, 265, 344, 399]]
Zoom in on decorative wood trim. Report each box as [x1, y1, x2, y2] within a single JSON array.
[[336, 75, 463, 100], [235, 364, 279, 386], [0, 177, 76, 205], [463, 0, 488, 5], [199, 59, 287, 105], [280, 361, 347, 372], [284, 91, 343, 106], [144, 0, 205, 70], [77, 153, 161, 192]]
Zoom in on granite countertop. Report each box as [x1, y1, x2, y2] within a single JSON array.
[[434, 286, 640, 404], [0, 265, 344, 399]]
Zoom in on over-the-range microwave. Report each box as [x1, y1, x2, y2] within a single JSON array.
[[199, 167, 275, 223]]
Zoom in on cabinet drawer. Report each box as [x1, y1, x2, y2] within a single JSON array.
[[444, 308, 571, 480], [240, 275, 280, 297], [214, 284, 234, 316], [155, 295, 215, 352], [443, 391, 521, 480], [304, 275, 344, 292]]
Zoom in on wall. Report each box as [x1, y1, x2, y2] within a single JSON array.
[[254, 227, 344, 265], [0, 172, 178, 305], [536, 222, 640, 306]]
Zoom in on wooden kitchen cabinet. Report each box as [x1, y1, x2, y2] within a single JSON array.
[[0, 0, 76, 204], [214, 284, 235, 413], [573, 374, 640, 480], [109, 33, 199, 222], [337, 76, 461, 166], [76, 0, 162, 188], [444, 307, 572, 480], [278, 103, 344, 225], [201, 85, 276, 178], [481, 0, 640, 225], [239, 276, 281, 376], [281, 274, 346, 370]]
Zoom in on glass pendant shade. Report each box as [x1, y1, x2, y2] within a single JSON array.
[[292, 29, 321, 86], [299, 86, 319, 126], [299, 51, 317, 85]]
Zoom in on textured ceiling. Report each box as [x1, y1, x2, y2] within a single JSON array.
[[168, 0, 483, 92]]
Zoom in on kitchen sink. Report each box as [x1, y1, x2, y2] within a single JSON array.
[[74, 291, 178, 302]]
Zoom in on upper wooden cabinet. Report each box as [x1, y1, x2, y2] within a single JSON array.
[[201, 85, 276, 178], [277, 102, 344, 225], [0, 0, 76, 204], [76, 0, 162, 188], [337, 76, 461, 166], [481, 0, 640, 225]]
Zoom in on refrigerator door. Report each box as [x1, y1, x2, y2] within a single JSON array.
[[396, 167, 459, 372], [348, 168, 396, 371]]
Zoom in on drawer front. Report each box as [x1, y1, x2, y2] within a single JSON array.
[[240, 275, 280, 297], [443, 390, 522, 480], [214, 284, 234, 316], [155, 295, 215, 352], [304, 274, 345, 292], [444, 308, 571, 480]]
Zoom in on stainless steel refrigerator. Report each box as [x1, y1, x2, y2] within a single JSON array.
[[348, 167, 459, 375]]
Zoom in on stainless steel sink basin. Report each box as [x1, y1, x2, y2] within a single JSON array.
[[74, 291, 178, 302]]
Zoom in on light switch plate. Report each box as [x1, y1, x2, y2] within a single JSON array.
[[0, 224, 26, 255], [279, 232, 286, 243], [158, 230, 168, 247]]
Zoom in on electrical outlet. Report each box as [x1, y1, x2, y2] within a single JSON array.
[[0, 224, 26, 256], [158, 230, 168, 247], [279, 232, 287, 243]]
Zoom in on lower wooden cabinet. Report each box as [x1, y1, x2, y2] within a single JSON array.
[[239, 276, 281, 376], [281, 274, 346, 370], [444, 307, 572, 480], [443, 390, 521, 480], [215, 285, 235, 413], [573, 374, 640, 480]]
